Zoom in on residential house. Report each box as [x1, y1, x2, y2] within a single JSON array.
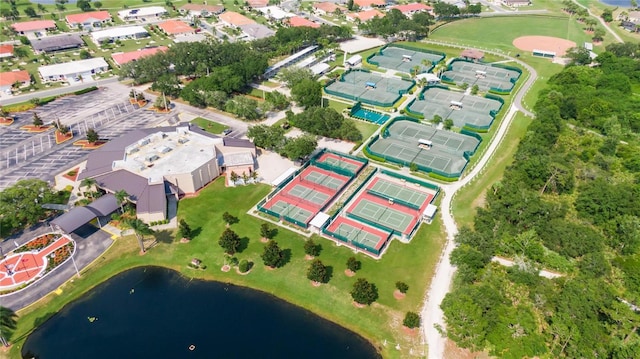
[[628, 11, 640, 23], [460, 49, 484, 62], [0, 70, 30, 93], [179, 4, 225, 17], [91, 26, 149, 44], [66, 11, 112, 30], [31, 34, 84, 54], [239, 23, 275, 40], [391, 3, 434, 16], [11, 20, 57, 38], [313, 2, 346, 16], [118, 6, 167, 21], [158, 20, 195, 37], [38, 57, 109, 82], [347, 9, 384, 22], [111, 46, 168, 67], [287, 16, 321, 28], [0, 44, 13, 59], [219, 11, 256, 27], [354, 0, 385, 9], [257, 6, 295, 21]]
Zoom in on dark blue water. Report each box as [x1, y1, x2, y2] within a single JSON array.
[[599, 0, 634, 6], [22, 267, 380, 359]]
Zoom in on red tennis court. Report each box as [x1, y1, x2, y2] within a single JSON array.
[[0, 235, 72, 291]]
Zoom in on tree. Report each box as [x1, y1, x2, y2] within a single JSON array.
[[93, 1, 103, 9], [601, 8, 613, 22], [443, 119, 454, 130], [77, 0, 92, 11], [307, 259, 329, 283], [350, 278, 378, 305], [0, 107, 9, 119], [346, 256, 361, 272], [277, 67, 314, 88], [282, 135, 317, 161], [125, 218, 154, 253], [432, 114, 443, 125], [304, 239, 321, 257], [12, 47, 28, 58], [218, 228, 241, 255], [403, 312, 421, 329], [37, 3, 47, 14], [0, 306, 18, 347], [593, 27, 606, 42], [23, 6, 37, 17], [261, 240, 286, 268], [395, 281, 409, 294], [154, 95, 171, 111], [177, 219, 193, 240], [260, 223, 274, 241], [471, 84, 479, 95], [86, 128, 99, 144], [222, 211, 238, 226], [151, 74, 181, 98], [114, 189, 129, 213], [79, 49, 91, 59], [32, 112, 43, 128], [0, 180, 59, 233], [291, 78, 322, 108]]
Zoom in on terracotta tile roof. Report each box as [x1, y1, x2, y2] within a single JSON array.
[[111, 46, 168, 66], [354, 0, 385, 7], [313, 2, 346, 13], [11, 20, 56, 32], [66, 10, 111, 24], [158, 20, 194, 35], [0, 70, 30, 87], [247, 0, 269, 8], [0, 44, 13, 56], [287, 16, 320, 28], [219, 11, 256, 26], [348, 9, 384, 22], [391, 3, 432, 14]]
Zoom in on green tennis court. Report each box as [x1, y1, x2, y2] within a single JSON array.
[[350, 198, 414, 234], [368, 178, 428, 209], [303, 170, 346, 191], [319, 156, 360, 174], [285, 184, 330, 206], [333, 222, 383, 249], [270, 200, 314, 223]]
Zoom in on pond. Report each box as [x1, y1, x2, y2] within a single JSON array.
[[22, 267, 380, 359], [599, 0, 634, 6]]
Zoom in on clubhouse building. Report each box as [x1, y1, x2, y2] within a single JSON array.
[[75, 125, 255, 223]]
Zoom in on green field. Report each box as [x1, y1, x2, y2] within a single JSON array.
[[9, 179, 446, 359], [430, 15, 609, 53]]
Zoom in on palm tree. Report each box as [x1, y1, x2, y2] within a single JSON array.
[[433, 61, 448, 78], [80, 177, 96, 190], [0, 306, 18, 347], [125, 218, 154, 253], [114, 190, 129, 213]]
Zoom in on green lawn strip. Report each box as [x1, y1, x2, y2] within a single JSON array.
[[326, 98, 351, 112], [10, 178, 445, 358], [353, 120, 379, 140], [452, 112, 532, 227], [190, 117, 229, 134]]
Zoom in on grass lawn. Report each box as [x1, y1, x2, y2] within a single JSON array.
[[9, 178, 446, 358], [353, 119, 379, 141], [452, 112, 532, 227], [326, 98, 352, 112], [190, 117, 229, 134], [430, 15, 610, 53]]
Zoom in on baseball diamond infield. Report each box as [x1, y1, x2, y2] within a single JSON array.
[[512, 36, 576, 56]]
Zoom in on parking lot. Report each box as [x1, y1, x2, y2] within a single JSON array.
[[0, 88, 174, 190]]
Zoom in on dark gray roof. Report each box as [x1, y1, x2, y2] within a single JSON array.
[[31, 34, 84, 53], [50, 194, 118, 233], [223, 137, 254, 149], [88, 193, 119, 216], [80, 129, 149, 179], [93, 170, 148, 202], [137, 183, 166, 214]]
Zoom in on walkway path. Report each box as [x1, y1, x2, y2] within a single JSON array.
[[571, 0, 623, 44], [419, 41, 538, 359]]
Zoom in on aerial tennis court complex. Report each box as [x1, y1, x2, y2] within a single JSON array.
[[323, 170, 438, 256], [366, 44, 445, 74], [258, 150, 367, 228], [324, 69, 414, 107], [367, 118, 481, 178], [407, 86, 504, 130], [442, 59, 521, 93]]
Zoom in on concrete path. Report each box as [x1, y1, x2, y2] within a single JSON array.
[[419, 40, 538, 359], [571, 0, 623, 44], [491, 256, 563, 279]]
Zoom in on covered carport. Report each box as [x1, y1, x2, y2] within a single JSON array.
[[51, 194, 119, 234]]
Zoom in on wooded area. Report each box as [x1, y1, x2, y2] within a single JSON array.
[[442, 43, 640, 358]]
